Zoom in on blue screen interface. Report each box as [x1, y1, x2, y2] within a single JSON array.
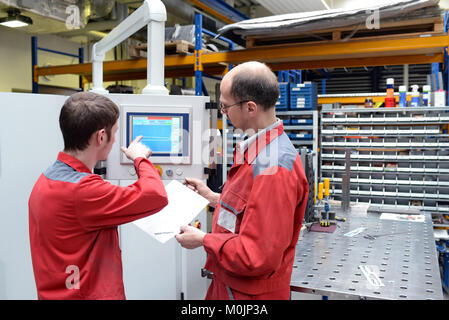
[[131, 115, 182, 154]]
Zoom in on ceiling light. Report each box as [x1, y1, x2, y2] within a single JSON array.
[[0, 8, 33, 28]]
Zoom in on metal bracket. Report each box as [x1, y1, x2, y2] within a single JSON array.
[[201, 268, 214, 279], [206, 102, 218, 110], [93, 167, 106, 176], [204, 167, 216, 175]]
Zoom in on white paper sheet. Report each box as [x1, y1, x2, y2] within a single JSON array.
[[132, 180, 209, 243], [379, 213, 425, 223]]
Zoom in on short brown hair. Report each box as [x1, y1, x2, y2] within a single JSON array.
[[59, 92, 119, 151]]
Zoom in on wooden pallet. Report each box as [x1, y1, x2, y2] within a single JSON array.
[[131, 40, 195, 57], [246, 17, 444, 48], [164, 40, 196, 55], [130, 40, 208, 58]]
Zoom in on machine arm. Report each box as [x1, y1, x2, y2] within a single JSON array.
[[91, 0, 169, 95]]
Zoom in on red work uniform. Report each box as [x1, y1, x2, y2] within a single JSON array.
[[28, 152, 168, 300], [203, 121, 309, 300]]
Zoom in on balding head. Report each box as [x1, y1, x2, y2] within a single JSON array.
[[224, 61, 279, 111]]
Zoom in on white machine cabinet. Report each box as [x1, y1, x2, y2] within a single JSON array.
[[106, 93, 211, 300]]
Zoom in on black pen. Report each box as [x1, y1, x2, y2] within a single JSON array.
[[154, 231, 175, 235]]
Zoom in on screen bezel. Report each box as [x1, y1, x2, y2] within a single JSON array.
[[120, 105, 192, 165], [126, 112, 189, 157]]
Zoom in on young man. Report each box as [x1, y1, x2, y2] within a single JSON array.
[[29, 92, 168, 300], [176, 61, 309, 300]]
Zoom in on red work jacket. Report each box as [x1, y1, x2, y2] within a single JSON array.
[[28, 152, 168, 300], [203, 122, 309, 297]]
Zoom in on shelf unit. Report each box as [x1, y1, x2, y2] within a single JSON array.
[[32, 33, 449, 93], [320, 106, 449, 214]]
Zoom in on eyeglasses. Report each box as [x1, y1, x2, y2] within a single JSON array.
[[219, 100, 250, 112]]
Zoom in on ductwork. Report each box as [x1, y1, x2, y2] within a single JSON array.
[[85, 0, 115, 21], [57, 1, 128, 38], [0, 0, 86, 27], [0, 0, 122, 33]]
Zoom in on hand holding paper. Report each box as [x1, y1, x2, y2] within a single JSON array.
[[175, 225, 205, 249], [132, 180, 209, 243], [183, 177, 220, 207]]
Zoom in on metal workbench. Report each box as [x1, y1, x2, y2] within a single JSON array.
[[290, 204, 443, 300]]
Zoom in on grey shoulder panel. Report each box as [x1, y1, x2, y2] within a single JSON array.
[[252, 132, 297, 179], [43, 160, 90, 184]]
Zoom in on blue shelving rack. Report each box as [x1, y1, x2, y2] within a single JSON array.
[[31, 36, 84, 93]]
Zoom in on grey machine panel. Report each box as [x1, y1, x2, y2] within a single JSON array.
[[106, 94, 210, 182]]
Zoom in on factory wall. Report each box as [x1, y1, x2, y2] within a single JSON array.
[[0, 27, 122, 93]]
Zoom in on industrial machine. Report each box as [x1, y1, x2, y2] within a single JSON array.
[[0, 0, 212, 299], [106, 93, 210, 300]]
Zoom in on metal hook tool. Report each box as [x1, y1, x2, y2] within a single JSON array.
[[363, 231, 409, 240]]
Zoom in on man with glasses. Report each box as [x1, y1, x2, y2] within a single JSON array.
[[176, 61, 309, 300]]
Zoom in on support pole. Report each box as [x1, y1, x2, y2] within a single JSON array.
[[194, 13, 203, 96], [78, 47, 84, 91], [31, 36, 38, 93]]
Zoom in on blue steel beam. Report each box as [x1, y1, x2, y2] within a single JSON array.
[[317, 69, 331, 79], [203, 27, 236, 71], [202, 80, 209, 96], [202, 28, 235, 47], [444, 11, 449, 99], [32, 36, 38, 93], [38, 47, 80, 58], [79, 47, 84, 90], [195, 13, 203, 96], [432, 62, 440, 90]]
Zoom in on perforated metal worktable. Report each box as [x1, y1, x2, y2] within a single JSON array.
[[290, 205, 443, 300]]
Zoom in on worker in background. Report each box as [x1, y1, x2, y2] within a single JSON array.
[[29, 92, 168, 300], [176, 61, 309, 300]]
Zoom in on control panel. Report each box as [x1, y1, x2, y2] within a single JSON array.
[[105, 94, 210, 181]]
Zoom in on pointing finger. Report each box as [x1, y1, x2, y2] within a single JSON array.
[[132, 135, 143, 144]]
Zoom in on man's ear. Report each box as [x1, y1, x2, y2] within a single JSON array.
[[96, 128, 107, 146], [246, 101, 258, 115]]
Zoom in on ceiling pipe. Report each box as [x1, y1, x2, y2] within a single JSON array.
[[57, 2, 128, 38], [58, 0, 226, 42]]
